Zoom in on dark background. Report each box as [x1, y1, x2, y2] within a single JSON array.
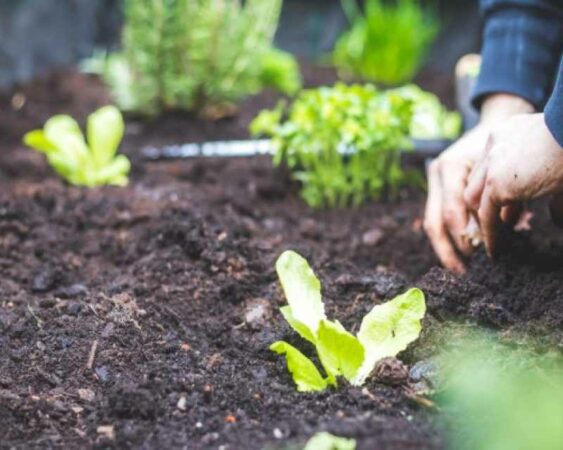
[[0, 0, 481, 89]]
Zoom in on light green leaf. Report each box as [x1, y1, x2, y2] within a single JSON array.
[[87, 105, 125, 168], [275, 251, 326, 338], [21, 107, 130, 188], [316, 320, 364, 382], [270, 341, 328, 392], [353, 288, 426, 385], [95, 154, 131, 186], [44, 115, 88, 156], [280, 306, 316, 344], [23, 130, 55, 154], [303, 432, 357, 450]]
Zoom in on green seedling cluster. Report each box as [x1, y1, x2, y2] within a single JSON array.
[[251, 83, 460, 208], [398, 85, 462, 140], [251, 83, 413, 208], [90, 0, 301, 116], [270, 251, 426, 392], [23, 106, 130, 187], [334, 0, 439, 85]]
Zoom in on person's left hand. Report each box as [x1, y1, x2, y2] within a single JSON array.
[[464, 113, 563, 256]]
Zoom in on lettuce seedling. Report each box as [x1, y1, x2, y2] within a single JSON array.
[[23, 106, 130, 187], [270, 251, 425, 391]]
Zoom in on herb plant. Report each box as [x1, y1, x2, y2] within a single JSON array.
[[23, 106, 130, 187], [251, 83, 414, 208], [333, 0, 439, 85], [399, 85, 462, 140], [92, 0, 301, 116], [270, 251, 426, 392]]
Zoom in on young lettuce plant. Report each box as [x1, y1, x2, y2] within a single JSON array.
[[270, 251, 425, 391], [23, 106, 130, 187]]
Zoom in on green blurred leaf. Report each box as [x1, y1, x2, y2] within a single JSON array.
[[270, 341, 328, 393], [276, 250, 326, 338], [303, 432, 357, 450], [354, 288, 426, 385], [317, 320, 365, 382]]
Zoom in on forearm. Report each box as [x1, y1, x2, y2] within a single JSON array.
[[472, 0, 563, 110]]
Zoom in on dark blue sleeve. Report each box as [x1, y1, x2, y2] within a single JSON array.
[[471, 0, 563, 111], [544, 59, 562, 146]]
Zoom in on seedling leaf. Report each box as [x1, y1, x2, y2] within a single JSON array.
[[23, 106, 130, 188], [276, 251, 326, 339], [353, 288, 426, 385], [317, 320, 364, 382], [88, 105, 125, 169], [270, 341, 328, 392]]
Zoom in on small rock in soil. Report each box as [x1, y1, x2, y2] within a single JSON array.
[[31, 267, 59, 292], [78, 388, 95, 402], [362, 228, 384, 246], [244, 298, 272, 330], [299, 219, 320, 239], [95, 366, 110, 383], [97, 425, 115, 441], [372, 357, 409, 385], [176, 395, 187, 411], [55, 283, 88, 299], [409, 359, 441, 387]]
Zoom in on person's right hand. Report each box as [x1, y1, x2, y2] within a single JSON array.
[[423, 94, 535, 273]]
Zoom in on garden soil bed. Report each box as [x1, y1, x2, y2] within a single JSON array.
[[1, 67, 562, 450]]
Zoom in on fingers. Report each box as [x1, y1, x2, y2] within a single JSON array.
[[464, 135, 494, 211], [478, 185, 502, 257], [424, 161, 466, 274], [441, 164, 473, 255]]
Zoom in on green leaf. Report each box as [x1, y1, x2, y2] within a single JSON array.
[[87, 105, 125, 168], [22, 107, 130, 188], [353, 288, 426, 385], [316, 320, 364, 382], [23, 130, 55, 154], [280, 306, 316, 344], [95, 154, 131, 186], [275, 251, 326, 339], [44, 115, 88, 157], [303, 432, 357, 450], [270, 341, 328, 392]]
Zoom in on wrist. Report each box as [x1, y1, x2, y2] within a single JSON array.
[[479, 94, 535, 126]]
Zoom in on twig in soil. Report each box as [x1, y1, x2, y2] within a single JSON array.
[[86, 340, 99, 370], [403, 386, 437, 410], [27, 305, 43, 328]]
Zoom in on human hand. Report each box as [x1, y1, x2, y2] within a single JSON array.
[[464, 113, 563, 256], [423, 94, 534, 273]]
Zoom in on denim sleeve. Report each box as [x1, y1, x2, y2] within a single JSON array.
[[544, 59, 562, 146], [471, 0, 563, 111]]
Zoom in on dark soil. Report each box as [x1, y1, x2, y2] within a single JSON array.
[[1, 65, 562, 450]]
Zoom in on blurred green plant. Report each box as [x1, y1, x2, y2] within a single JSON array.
[[251, 83, 457, 208], [23, 106, 130, 187], [398, 85, 461, 140], [303, 432, 356, 450], [250, 83, 414, 208], [441, 338, 563, 450], [88, 0, 301, 116], [333, 0, 439, 86]]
